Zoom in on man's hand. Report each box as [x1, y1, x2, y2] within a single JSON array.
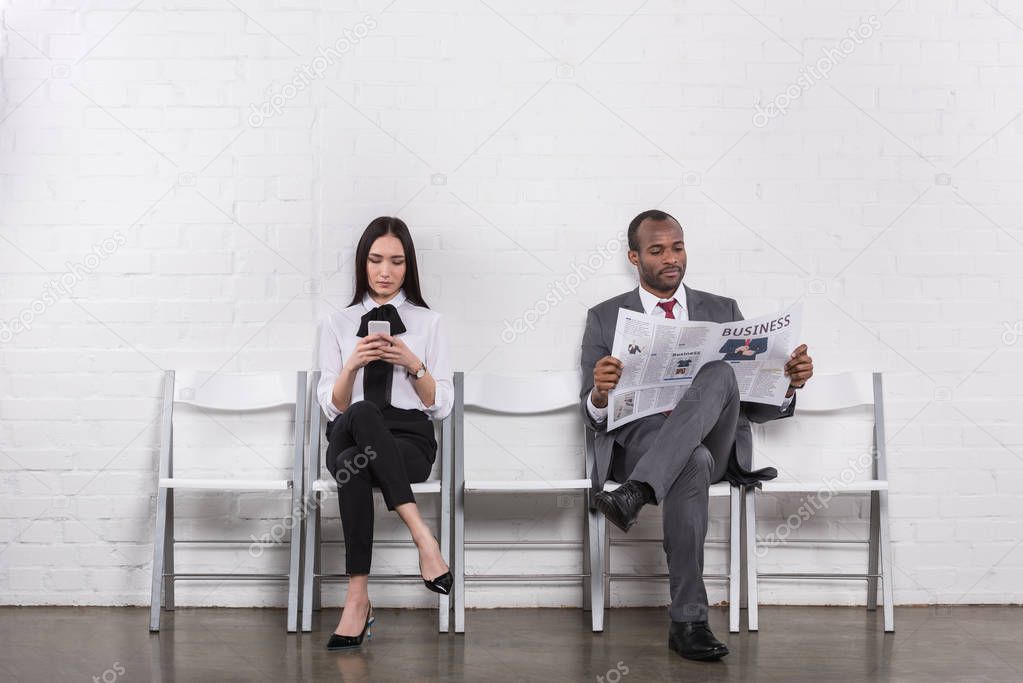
[[590, 355, 623, 408], [784, 343, 813, 397]]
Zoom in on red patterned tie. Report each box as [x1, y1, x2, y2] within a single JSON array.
[[656, 299, 677, 319]]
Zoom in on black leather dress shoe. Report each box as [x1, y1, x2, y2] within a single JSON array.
[[668, 620, 729, 661], [592, 480, 653, 532]]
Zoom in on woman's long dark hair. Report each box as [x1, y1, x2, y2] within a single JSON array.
[[347, 216, 429, 309]]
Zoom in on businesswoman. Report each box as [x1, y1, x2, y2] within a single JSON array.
[[316, 216, 454, 650]]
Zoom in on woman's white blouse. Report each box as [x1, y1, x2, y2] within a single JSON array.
[[316, 289, 454, 422]]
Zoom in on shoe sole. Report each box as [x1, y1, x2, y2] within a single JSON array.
[[326, 617, 375, 650], [423, 580, 452, 596], [669, 640, 729, 661], [326, 643, 362, 651], [593, 496, 635, 533]]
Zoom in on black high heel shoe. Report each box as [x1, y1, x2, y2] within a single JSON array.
[[326, 602, 375, 651], [419, 559, 453, 596]]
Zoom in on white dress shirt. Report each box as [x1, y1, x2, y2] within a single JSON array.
[[586, 285, 793, 423], [316, 288, 454, 422]]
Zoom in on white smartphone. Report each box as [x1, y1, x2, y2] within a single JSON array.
[[367, 320, 390, 338]]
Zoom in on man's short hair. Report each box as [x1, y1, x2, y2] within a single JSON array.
[[627, 209, 681, 250]]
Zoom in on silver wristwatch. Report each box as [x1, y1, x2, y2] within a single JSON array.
[[409, 361, 426, 380]]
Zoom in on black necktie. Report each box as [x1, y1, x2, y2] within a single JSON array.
[[356, 303, 407, 408]]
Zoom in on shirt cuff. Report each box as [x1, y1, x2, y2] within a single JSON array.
[[420, 391, 443, 417], [586, 391, 609, 423], [322, 396, 341, 422], [780, 393, 794, 412]]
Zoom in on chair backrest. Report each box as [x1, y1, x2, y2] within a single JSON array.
[[173, 370, 299, 411], [462, 370, 581, 414], [754, 370, 889, 481], [454, 370, 587, 483], [787, 371, 876, 412], [158, 370, 307, 480]]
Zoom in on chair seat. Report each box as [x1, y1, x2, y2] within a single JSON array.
[[159, 477, 291, 491], [312, 478, 441, 494], [603, 480, 733, 497], [465, 478, 592, 493], [758, 480, 889, 494]]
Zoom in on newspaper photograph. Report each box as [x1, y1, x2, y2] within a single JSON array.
[[607, 301, 804, 430]]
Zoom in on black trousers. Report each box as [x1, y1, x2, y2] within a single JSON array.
[[325, 400, 437, 575]]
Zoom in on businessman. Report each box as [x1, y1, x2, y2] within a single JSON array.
[[581, 210, 814, 661]]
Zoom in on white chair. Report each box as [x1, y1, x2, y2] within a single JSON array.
[[590, 432, 744, 633], [745, 371, 895, 632], [452, 370, 604, 633], [149, 370, 307, 632], [300, 370, 453, 633]]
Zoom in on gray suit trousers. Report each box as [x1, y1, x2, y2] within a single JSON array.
[[610, 360, 740, 623]]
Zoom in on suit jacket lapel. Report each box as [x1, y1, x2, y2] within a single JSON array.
[[623, 287, 643, 313], [683, 283, 707, 322]]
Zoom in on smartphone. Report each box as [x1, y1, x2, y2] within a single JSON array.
[[368, 320, 390, 338]]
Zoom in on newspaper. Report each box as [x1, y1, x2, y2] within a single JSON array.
[[606, 301, 803, 430]]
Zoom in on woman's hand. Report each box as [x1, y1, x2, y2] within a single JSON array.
[[344, 334, 388, 371], [378, 334, 421, 374]]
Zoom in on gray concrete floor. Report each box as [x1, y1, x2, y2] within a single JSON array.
[[0, 605, 1021, 682]]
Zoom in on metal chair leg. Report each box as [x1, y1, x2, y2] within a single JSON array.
[[312, 507, 323, 612], [439, 494, 451, 633], [739, 493, 748, 612], [879, 490, 895, 632], [301, 492, 318, 632], [728, 485, 741, 633], [588, 503, 605, 632], [867, 490, 880, 611], [601, 517, 610, 614], [744, 487, 759, 632], [286, 372, 306, 634], [582, 494, 592, 613], [452, 378, 466, 634], [164, 488, 175, 611], [438, 416, 453, 633], [873, 371, 895, 632], [453, 487, 465, 634], [286, 488, 302, 633], [149, 486, 169, 632]]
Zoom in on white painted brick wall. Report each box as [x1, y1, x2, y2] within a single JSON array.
[[1, 0, 1021, 611]]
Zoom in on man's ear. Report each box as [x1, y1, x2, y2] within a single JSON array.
[[627, 250, 639, 267]]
